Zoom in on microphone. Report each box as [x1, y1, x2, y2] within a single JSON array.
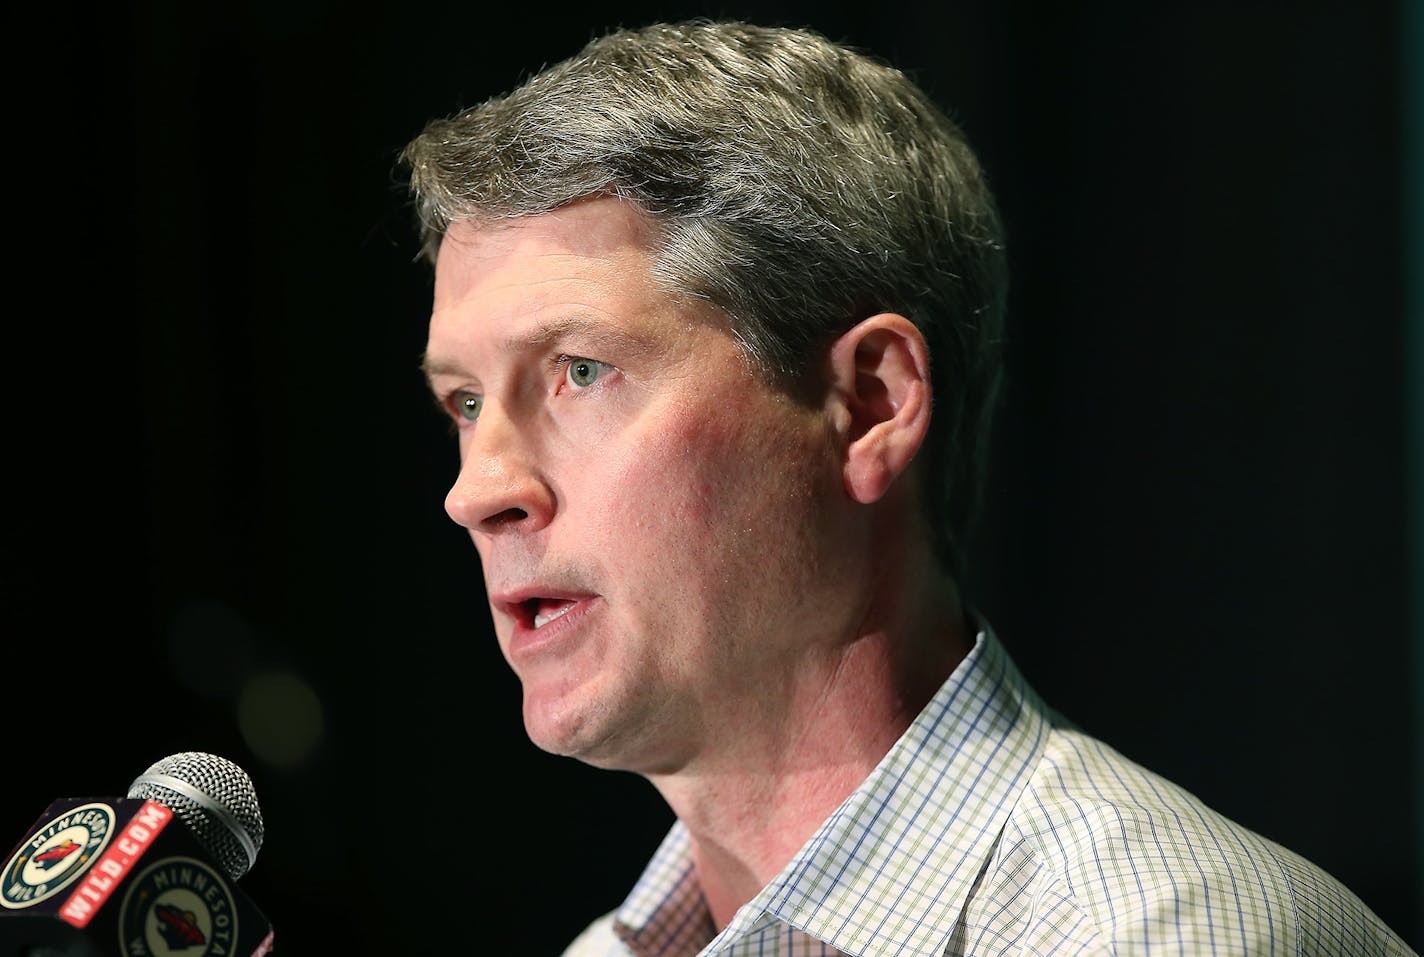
[[0, 752, 275, 957]]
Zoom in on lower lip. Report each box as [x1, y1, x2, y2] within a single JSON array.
[[508, 597, 600, 660]]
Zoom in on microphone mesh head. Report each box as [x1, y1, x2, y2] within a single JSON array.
[[127, 751, 265, 881]]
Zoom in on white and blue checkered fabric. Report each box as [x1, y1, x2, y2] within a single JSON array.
[[564, 627, 1414, 956]]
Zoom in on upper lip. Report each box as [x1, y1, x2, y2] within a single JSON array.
[[489, 584, 597, 627]]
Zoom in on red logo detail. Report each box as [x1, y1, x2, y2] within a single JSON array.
[[155, 902, 207, 946], [34, 840, 81, 867]]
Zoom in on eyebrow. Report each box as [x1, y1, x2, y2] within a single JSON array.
[[419, 315, 656, 384]]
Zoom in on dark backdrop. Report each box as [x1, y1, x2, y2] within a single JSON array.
[[6, 1, 1418, 953]]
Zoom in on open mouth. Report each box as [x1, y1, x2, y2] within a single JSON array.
[[523, 598, 578, 629]]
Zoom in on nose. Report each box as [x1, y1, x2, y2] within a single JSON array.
[[444, 408, 556, 536]]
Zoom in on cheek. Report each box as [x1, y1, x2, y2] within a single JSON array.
[[629, 396, 776, 527], [599, 395, 829, 575]]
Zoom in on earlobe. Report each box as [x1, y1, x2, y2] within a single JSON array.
[[826, 314, 932, 504]]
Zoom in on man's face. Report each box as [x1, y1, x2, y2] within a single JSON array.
[[424, 198, 861, 774]]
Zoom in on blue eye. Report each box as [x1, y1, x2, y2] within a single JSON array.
[[455, 391, 483, 421], [565, 357, 607, 388]]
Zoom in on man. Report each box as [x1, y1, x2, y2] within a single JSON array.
[[401, 20, 1412, 957]]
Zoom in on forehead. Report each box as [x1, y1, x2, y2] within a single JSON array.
[[431, 198, 663, 314], [425, 198, 751, 386]]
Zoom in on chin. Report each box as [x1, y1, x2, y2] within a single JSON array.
[[522, 698, 659, 771], [523, 688, 607, 757], [526, 725, 630, 769]]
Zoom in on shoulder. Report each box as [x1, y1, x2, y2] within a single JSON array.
[[974, 724, 1411, 955], [561, 911, 624, 957]]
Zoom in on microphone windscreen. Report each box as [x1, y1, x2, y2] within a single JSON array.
[[127, 751, 265, 881]]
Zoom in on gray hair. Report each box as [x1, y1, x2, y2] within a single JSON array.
[[400, 19, 1007, 580]]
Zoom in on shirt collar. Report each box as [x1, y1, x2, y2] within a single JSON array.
[[613, 624, 1051, 956]]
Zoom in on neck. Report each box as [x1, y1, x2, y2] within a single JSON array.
[[649, 557, 973, 929]]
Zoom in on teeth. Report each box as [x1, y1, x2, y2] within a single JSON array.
[[533, 602, 575, 629]]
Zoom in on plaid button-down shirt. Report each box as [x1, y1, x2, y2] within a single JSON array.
[[564, 626, 1413, 956]]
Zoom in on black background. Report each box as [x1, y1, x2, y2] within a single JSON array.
[[5, 1, 1419, 953]]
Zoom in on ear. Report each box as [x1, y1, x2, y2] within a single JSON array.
[[826, 313, 932, 504]]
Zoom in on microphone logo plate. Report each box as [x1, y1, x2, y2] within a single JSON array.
[[117, 855, 239, 957], [1, 801, 117, 909]]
